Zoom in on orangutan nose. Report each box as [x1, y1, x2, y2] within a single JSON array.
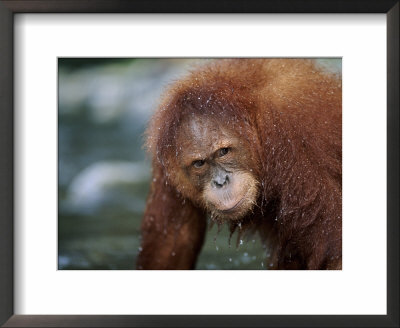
[[212, 174, 229, 188]]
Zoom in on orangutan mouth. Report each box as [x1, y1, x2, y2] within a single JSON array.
[[220, 197, 245, 213]]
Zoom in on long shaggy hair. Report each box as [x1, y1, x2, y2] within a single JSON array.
[[140, 59, 342, 270]]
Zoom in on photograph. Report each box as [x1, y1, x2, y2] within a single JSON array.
[[1, 0, 397, 325], [58, 58, 342, 270]]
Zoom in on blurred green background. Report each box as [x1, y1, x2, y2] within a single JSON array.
[[58, 58, 341, 270]]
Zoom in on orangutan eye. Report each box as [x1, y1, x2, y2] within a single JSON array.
[[193, 160, 205, 168], [218, 147, 230, 157]]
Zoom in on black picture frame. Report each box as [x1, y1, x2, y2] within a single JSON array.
[[0, 1, 398, 327]]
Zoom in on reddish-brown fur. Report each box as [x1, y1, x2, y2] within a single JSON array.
[[137, 59, 342, 270]]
